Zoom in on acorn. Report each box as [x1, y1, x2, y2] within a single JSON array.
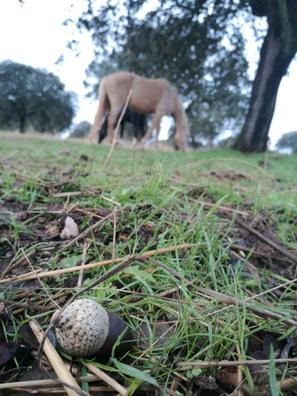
[[51, 299, 133, 359]]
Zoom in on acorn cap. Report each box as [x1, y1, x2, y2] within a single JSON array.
[[53, 299, 109, 357], [97, 310, 134, 359]]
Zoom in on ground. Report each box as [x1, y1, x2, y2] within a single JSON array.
[[0, 133, 297, 395]]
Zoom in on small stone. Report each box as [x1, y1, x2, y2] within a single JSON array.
[[60, 216, 79, 240]]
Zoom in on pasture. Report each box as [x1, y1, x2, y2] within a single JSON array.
[[0, 133, 297, 395]]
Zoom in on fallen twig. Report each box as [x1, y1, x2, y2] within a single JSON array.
[[200, 287, 297, 327], [229, 214, 297, 264], [85, 362, 128, 396], [52, 192, 83, 198], [0, 375, 98, 390], [0, 243, 195, 284], [0, 298, 50, 313], [177, 357, 297, 369], [231, 243, 292, 264], [76, 239, 90, 290], [151, 259, 297, 327], [29, 319, 84, 396]]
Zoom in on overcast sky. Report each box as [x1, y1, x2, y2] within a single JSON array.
[[0, 0, 297, 146]]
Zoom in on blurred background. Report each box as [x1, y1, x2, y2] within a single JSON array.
[[0, 0, 297, 153]]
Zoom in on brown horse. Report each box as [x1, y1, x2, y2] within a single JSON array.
[[89, 72, 189, 150]]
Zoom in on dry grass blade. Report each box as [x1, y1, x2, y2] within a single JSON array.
[[84, 362, 128, 396], [151, 259, 297, 327], [76, 239, 90, 290], [230, 214, 297, 264], [177, 357, 297, 369], [0, 375, 98, 390], [103, 88, 132, 167], [200, 287, 297, 327], [29, 320, 84, 396], [0, 243, 195, 283]]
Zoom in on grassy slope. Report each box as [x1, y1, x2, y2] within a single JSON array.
[[1, 133, 297, 395]]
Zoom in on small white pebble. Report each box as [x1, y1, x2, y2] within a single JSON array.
[[60, 216, 79, 240]]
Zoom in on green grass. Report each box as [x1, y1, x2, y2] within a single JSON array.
[[0, 133, 297, 395]]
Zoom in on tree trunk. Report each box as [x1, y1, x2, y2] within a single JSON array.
[[235, 33, 294, 152], [235, 0, 297, 152]]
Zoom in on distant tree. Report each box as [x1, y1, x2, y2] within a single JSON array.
[[235, 0, 297, 152], [276, 131, 297, 153], [70, 121, 91, 138], [0, 60, 76, 133], [76, 0, 250, 147]]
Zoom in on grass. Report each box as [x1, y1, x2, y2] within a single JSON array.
[[0, 132, 297, 395]]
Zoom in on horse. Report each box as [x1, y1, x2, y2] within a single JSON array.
[[98, 108, 147, 143], [89, 71, 189, 150]]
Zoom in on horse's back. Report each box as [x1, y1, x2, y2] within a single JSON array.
[[104, 71, 135, 89], [103, 71, 177, 114], [103, 72, 135, 107]]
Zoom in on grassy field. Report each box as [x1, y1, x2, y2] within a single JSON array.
[[0, 133, 297, 395]]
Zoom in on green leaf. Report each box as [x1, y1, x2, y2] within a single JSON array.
[[269, 344, 279, 396], [111, 358, 161, 389], [59, 255, 81, 268], [127, 378, 142, 396]]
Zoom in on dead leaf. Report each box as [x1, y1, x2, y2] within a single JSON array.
[[60, 216, 79, 240], [0, 342, 18, 366], [45, 223, 60, 238]]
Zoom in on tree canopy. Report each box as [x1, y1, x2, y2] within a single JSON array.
[[70, 120, 91, 138], [0, 60, 76, 133], [276, 131, 297, 153]]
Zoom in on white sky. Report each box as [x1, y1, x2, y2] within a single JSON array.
[[0, 0, 296, 146]]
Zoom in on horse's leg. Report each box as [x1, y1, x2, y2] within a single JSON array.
[[89, 110, 107, 143], [132, 137, 137, 149], [98, 115, 108, 143], [174, 127, 187, 151], [107, 107, 122, 144], [120, 120, 125, 139], [141, 112, 162, 145], [89, 81, 108, 143]]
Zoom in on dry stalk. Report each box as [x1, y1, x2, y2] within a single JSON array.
[[0, 375, 98, 390], [200, 287, 297, 327], [103, 88, 132, 168], [84, 362, 128, 396], [150, 259, 297, 327], [0, 243, 195, 284], [177, 357, 297, 369], [76, 239, 90, 290], [112, 210, 117, 259], [203, 277, 297, 326], [229, 214, 297, 264], [29, 319, 84, 396]]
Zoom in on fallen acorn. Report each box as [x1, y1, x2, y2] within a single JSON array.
[[51, 299, 133, 358]]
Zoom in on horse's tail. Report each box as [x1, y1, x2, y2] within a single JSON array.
[[89, 79, 109, 143]]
